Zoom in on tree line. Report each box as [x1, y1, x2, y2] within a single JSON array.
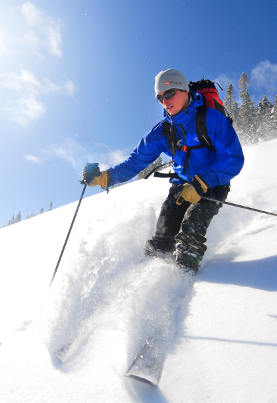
[[224, 72, 277, 144], [3, 202, 53, 227]]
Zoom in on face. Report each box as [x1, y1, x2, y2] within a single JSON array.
[[157, 89, 189, 116]]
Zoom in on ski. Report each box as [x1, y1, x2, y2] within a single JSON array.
[[126, 269, 197, 385], [54, 343, 72, 363], [125, 336, 166, 386]]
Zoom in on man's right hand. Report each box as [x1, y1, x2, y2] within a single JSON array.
[[81, 163, 109, 189]]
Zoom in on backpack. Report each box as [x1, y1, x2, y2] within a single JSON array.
[[189, 79, 227, 115], [150, 79, 230, 180]]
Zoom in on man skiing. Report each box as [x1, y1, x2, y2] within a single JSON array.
[[82, 69, 244, 274]]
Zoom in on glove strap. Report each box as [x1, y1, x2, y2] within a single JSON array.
[[191, 175, 208, 195]]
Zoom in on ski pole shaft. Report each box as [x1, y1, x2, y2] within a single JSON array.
[[202, 196, 277, 217], [50, 184, 87, 286]]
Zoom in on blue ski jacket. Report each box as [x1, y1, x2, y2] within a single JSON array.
[[108, 94, 244, 188]]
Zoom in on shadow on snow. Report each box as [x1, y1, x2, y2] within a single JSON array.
[[201, 254, 277, 291]]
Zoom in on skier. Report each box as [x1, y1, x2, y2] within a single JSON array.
[[82, 69, 244, 274]]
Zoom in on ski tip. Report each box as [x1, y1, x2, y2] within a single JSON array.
[[53, 343, 72, 363], [125, 372, 159, 387]]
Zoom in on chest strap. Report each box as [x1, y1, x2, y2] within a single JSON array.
[[178, 124, 210, 174], [153, 171, 178, 179]]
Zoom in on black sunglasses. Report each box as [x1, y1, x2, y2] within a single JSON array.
[[157, 88, 177, 103]]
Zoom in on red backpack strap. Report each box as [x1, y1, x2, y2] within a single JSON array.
[[197, 88, 226, 115]]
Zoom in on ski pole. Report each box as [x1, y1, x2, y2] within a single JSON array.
[[50, 184, 87, 286], [202, 196, 277, 217]]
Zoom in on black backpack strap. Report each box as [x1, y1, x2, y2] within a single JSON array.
[[196, 106, 216, 152], [162, 121, 177, 156]]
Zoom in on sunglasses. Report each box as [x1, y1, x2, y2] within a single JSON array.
[[157, 88, 177, 103]]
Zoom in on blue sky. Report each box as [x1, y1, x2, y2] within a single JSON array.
[[0, 0, 277, 226]]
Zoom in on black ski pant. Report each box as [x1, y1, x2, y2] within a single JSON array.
[[152, 183, 230, 257]]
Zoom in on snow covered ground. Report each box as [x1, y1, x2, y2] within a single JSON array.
[[0, 138, 277, 403]]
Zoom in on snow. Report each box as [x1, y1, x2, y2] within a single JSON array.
[[0, 138, 277, 402]]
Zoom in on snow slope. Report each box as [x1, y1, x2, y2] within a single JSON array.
[[0, 139, 277, 403]]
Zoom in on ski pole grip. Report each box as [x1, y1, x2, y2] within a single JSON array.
[[82, 162, 100, 185]]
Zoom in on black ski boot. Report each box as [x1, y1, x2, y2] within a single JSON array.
[[174, 232, 207, 274], [145, 237, 175, 259]]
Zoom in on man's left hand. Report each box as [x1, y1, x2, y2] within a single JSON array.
[[176, 175, 208, 205]]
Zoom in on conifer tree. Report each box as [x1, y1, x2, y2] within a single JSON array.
[[224, 83, 239, 125], [224, 84, 234, 115], [256, 96, 272, 120], [270, 95, 277, 137], [232, 101, 240, 126], [15, 212, 21, 223], [8, 215, 15, 225], [256, 95, 274, 141], [138, 155, 163, 179], [238, 72, 256, 143]]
